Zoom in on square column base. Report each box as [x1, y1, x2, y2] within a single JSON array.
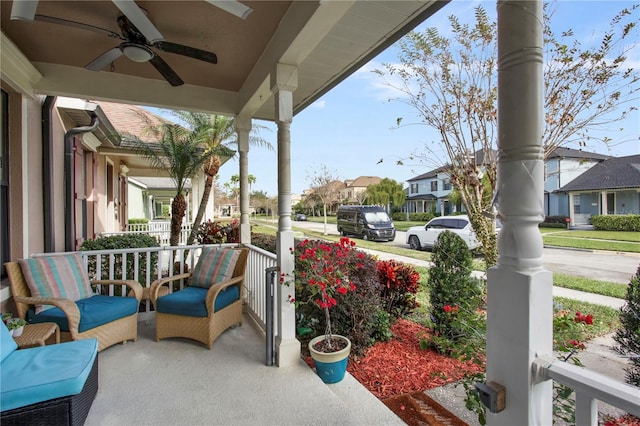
[[486, 266, 553, 425], [276, 337, 301, 367]]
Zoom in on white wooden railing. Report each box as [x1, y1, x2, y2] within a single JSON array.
[[533, 354, 640, 424], [101, 222, 193, 246]]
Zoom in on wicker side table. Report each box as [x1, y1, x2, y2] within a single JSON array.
[[14, 323, 60, 349]]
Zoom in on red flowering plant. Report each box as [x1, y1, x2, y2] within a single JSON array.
[[286, 237, 364, 352]]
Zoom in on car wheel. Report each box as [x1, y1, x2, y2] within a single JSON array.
[[362, 233, 369, 241], [341, 230, 347, 236], [409, 235, 421, 250]]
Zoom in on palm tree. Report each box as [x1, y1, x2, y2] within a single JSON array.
[[168, 111, 271, 245], [135, 123, 209, 246]]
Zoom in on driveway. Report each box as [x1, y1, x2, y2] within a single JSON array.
[[289, 219, 639, 285]]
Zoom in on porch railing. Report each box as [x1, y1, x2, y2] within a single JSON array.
[[101, 222, 193, 246], [533, 354, 640, 422]]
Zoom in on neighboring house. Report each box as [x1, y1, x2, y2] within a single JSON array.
[[128, 177, 193, 222], [338, 176, 382, 204], [404, 149, 497, 216], [544, 147, 609, 217], [405, 166, 454, 215], [556, 154, 640, 226]]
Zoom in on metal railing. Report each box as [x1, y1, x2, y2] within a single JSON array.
[[533, 354, 640, 423]]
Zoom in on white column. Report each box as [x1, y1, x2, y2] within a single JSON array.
[[487, 2, 552, 425], [568, 192, 575, 226], [272, 63, 301, 367], [601, 190, 607, 215], [236, 115, 252, 244]]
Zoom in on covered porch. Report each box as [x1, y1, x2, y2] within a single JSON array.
[[2, 1, 639, 424]]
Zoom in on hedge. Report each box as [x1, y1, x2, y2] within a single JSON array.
[[591, 215, 640, 232]]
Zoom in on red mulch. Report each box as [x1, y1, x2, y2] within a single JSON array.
[[346, 319, 484, 399]]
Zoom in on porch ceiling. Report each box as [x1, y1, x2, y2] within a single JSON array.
[[1, 0, 447, 119]]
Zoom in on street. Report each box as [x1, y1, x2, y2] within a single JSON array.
[[289, 218, 639, 284]]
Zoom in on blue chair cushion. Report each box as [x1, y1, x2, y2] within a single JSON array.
[[27, 295, 138, 333], [0, 338, 98, 411], [156, 286, 240, 318], [1, 322, 18, 363]]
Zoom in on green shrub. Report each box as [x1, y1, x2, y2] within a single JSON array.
[[544, 215, 570, 224], [292, 238, 383, 357], [391, 212, 435, 222], [376, 259, 420, 318], [250, 232, 276, 253], [591, 214, 640, 232], [128, 218, 149, 224], [423, 231, 484, 360], [539, 222, 568, 228], [80, 234, 160, 287], [613, 264, 640, 387]]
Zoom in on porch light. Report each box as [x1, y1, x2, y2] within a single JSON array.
[[121, 44, 154, 62]]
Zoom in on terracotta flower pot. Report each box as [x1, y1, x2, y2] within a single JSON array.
[[308, 334, 351, 384]]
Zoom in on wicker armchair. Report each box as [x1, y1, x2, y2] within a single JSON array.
[[5, 261, 143, 352], [150, 247, 248, 349]]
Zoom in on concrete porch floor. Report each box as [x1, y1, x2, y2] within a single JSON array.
[[85, 316, 404, 426]]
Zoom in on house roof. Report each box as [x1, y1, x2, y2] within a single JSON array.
[[547, 147, 609, 161], [407, 166, 450, 182], [346, 176, 382, 188], [557, 155, 640, 192], [93, 101, 167, 143], [406, 194, 437, 201]]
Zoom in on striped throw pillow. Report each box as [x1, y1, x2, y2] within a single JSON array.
[[19, 254, 94, 314], [190, 248, 241, 289]]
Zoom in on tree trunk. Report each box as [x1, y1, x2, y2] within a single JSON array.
[[187, 156, 221, 246], [170, 193, 187, 247]]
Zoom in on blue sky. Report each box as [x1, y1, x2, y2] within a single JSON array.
[[152, 0, 640, 197]]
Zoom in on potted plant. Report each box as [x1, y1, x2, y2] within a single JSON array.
[[287, 237, 363, 383], [3, 315, 27, 337]]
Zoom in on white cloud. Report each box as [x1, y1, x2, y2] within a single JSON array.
[[310, 99, 326, 108]]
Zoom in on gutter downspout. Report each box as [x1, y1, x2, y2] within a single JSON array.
[[41, 96, 56, 252], [64, 115, 99, 252]]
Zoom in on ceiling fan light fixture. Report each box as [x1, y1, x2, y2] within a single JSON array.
[[205, 1, 253, 20], [121, 44, 154, 62]]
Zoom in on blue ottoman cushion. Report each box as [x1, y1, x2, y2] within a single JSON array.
[[156, 286, 240, 318], [0, 337, 98, 411], [27, 295, 139, 332]]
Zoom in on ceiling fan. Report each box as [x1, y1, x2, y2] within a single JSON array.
[[10, 0, 253, 87]]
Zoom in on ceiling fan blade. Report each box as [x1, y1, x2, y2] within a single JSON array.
[[34, 14, 123, 39], [10, 0, 39, 21], [111, 0, 164, 44], [204, 1, 253, 20], [153, 41, 217, 65], [86, 48, 124, 71], [149, 55, 184, 87]]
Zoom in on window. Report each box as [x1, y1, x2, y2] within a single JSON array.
[[1, 90, 9, 278], [410, 183, 418, 194], [573, 194, 581, 214], [430, 181, 438, 192], [443, 179, 452, 191]]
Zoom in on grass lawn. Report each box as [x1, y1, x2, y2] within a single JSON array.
[[543, 235, 640, 253], [543, 230, 640, 242], [553, 273, 628, 299]]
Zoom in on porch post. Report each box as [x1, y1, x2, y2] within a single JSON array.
[[236, 115, 251, 244], [487, 1, 553, 425], [272, 63, 301, 367]]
